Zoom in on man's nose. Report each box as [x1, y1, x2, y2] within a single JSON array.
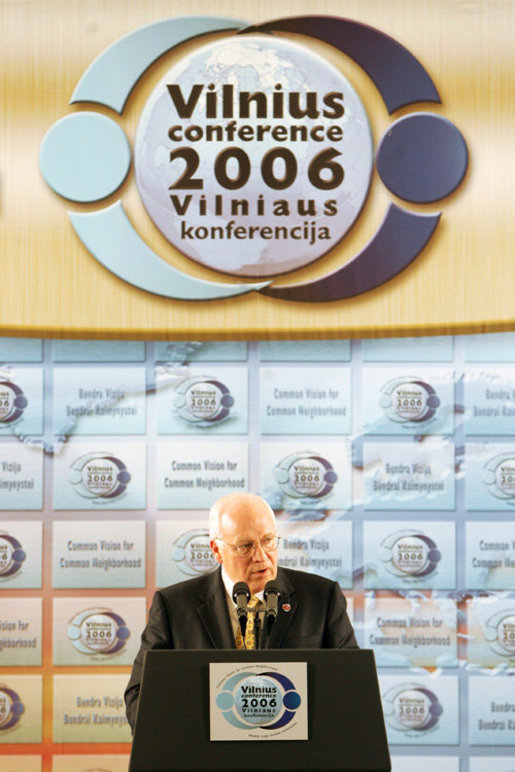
[[252, 541, 267, 560]]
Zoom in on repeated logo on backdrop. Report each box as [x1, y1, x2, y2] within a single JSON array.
[[0, 685, 25, 731], [69, 453, 132, 502], [273, 451, 338, 499], [67, 608, 130, 658], [482, 610, 515, 661], [0, 381, 28, 426], [379, 530, 442, 580], [383, 683, 443, 734], [483, 453, 515, 502], [39, 14, 468, 302], [380, 377, 441, 425], [0, 532, 26, 579], [171, 528, 216, 576], [173, 376, 235, 425]]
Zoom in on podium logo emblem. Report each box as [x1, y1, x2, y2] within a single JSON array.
[[216, 671, 301, 730]]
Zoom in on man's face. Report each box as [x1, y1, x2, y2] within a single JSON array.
[[210, 497, 278, 594]]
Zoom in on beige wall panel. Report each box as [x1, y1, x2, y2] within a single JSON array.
[[0, 0, 513, 338]]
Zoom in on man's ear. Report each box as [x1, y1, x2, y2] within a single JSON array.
[[210, 538, 223, 564]]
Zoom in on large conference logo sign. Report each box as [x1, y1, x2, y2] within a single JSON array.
[[39, 15, 468, 303]]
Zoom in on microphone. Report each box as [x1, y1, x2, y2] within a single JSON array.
[[263, 581, 281, 634], [232, 581, 250, 636]]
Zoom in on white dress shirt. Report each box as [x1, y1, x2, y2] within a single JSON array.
[[221, 567, 264, 640]]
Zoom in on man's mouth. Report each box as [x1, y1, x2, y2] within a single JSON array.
[[249, 567, 270, 583]]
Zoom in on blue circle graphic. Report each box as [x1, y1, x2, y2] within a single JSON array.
[[117, 625, 130, 640], [216, 691, 234, 711], [40, 113, 131, 202], [11, 700, 25, 717], [429, 701, 444, 717], [377, 113, 468, 203], [283, 691, 302, 710], [235, 676, 282, 726]]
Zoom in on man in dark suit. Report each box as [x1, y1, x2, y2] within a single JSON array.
[[125, 492, 357, 730]]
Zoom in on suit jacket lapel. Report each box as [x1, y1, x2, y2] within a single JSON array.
[[267, 567, 297, 648], [196, 568, 235, 649]]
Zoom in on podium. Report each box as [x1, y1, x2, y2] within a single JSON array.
[[129, 649, 391, 772]]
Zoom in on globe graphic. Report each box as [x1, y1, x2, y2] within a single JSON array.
[[135, 34, 373, 277], [235, 675, 282, 725]]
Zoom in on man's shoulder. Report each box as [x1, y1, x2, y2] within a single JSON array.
[[157, 569, 220, 602], [279, 566, 338, 592]]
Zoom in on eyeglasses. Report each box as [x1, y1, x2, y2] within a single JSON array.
[[215, 534, 280, 558]]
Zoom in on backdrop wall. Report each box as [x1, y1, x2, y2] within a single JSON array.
[[1, 334, 515, 770]]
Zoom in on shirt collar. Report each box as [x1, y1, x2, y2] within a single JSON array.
[[221, 567, 264, 603]]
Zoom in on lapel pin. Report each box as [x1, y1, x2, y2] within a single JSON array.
[[282, 603, 291, 612]]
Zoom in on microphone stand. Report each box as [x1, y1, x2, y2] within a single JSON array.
[[262, 582, 281, 648], [260, 609, 271, 649], [252, 608, 262, 650], [232, 581, 250, 640]]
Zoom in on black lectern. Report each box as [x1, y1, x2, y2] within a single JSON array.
[[129, 649, 390, 772]]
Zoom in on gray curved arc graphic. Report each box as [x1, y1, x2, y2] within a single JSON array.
[[69, 202, 270, 300], [261, 204, 440, 302], [244, 16, 440, 114], [70, 16, 246, 113]]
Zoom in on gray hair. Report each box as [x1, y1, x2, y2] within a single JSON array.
[[208, 493, 275, 539]]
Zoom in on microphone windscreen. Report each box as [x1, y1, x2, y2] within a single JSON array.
[[232, 581, 250, 603], [263, 581, 281, 600]]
